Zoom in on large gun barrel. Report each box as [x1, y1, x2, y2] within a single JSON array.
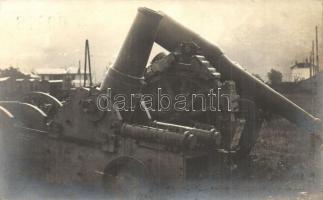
[[154, 12, 320, 132], [100, 7, 162, 94]]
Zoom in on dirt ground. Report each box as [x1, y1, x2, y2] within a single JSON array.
[[0, 118, 322, 200]]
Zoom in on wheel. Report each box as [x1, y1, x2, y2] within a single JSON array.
[[20, 91, 62, 119], [234, 98, 263, 158], [102, 157, 152, 199]]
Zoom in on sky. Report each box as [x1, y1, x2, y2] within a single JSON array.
[[0, 0, 322, 82]]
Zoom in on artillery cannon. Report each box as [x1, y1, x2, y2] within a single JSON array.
[[0, 7, 321, 196], [0, 8, 225, 194], [153, 12, 321, 133]]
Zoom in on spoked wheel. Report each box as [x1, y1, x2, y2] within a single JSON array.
[[20, 91, 62, 119], [102, 157, 152, 199], [234, 98, 263, 158]]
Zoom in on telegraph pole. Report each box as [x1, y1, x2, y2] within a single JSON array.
[[83, 39, 93, 87], [311, 40, 315, 76], [316, 26, 319, 74], [79, 60, 81, 86]]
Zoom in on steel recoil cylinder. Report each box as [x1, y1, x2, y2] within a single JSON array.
[[119, 123, 197, 149], [152, 121, 221, 146]]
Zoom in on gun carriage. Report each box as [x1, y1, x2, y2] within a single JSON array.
[[0, 7, 320, 194]]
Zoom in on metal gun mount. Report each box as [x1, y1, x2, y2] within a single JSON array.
[[0, 7, 321, 195]]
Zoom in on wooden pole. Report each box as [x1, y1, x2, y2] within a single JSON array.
[[315, 26, 319, 74], [83, 39, 88, 87], [87, 40, 93, 86], [83, 39, 93, 87], [311, 40, 315, 76], [79, 60, 81, 86]]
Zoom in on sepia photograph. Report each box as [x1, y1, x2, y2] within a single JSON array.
[[0, 0, 322, 199]]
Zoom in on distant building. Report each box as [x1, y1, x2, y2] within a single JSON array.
[[32, 67, 90, 88], [271, 71, 323, 118], [33, 68, 67, 81], [290, 61, 315, 82], [66, 67, 91, 87], [0, 77, 14, 99], [0, 76, 43, 100]]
